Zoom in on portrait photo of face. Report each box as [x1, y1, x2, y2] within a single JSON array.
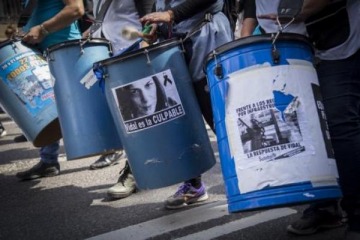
[[113, 70, 181, 122], [127, 78, 158, 117]]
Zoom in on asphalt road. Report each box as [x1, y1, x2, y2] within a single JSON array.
[[0, 112, 347, 240]]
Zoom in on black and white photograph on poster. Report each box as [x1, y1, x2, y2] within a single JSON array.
[[225, 64, 339, 194], [112, 69, 185, 133], [237, 97, 305, 161]]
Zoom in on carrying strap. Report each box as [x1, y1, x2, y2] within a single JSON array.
[[159, 12, 213, 43], [182, 13, 213, 41], [90, 0, 113, 33]]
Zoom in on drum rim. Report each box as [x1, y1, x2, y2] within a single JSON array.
[[204, 33, 314, 65], [0, 37, 24, 49], [46, 38, 111, 53], [94, 38, 182, 68], [0, 39, 12, 49]]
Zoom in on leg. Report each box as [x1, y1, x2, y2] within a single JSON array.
[[164, 78, 214, 209], [317, 50, 360, 233], [287, 200, 344, 235], [107, 160, 136, 200], [287, 52, 360, 235], [39, 141, 60, 164], [193, 78, 215, 133], [16, 141, 61, 180]]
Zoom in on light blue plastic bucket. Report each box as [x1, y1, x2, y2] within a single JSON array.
[[0, 39, 61, 147], [204, 33, 342, 212], [94, 38, 216, 189], [46, 38, 122, 160]]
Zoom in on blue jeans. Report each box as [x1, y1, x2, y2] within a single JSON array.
[[317, 49, 360, 230], [39, 140, 60, 164]]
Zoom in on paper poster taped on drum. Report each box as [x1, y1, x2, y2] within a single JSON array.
[[225, 64, 337, 194], [112, 69, 185, 133], [0, 51, 55, 116]]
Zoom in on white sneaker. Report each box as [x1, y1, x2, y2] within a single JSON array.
[[0, 128, 7, 138], [107, 162, 136, 199]]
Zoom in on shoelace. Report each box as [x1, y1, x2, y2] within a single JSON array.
[[174, 183, 192, 197], [118, 163, 130, 185]]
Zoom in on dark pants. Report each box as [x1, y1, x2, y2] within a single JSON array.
[[193, 78, 215, 133], [317, 49, 360, 231], [186, 78, 215, 187]]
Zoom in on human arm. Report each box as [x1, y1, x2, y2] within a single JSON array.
[[139, 0, 217, 25], [138, 0, 216, 41], [240, 0, 257, 37], [241, 18, 257, 37], [22, 0, 84, 45]]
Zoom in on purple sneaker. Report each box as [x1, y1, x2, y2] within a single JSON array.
[[165, 182, 209, 209]]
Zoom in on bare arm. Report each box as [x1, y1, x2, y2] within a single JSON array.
[[23, 0, 84, 45], [240, 0, 257, 37], [241, 18, 258, 37]]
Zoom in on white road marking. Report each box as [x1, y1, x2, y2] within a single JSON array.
[[87, 201, 229, 240], [175, 208, 297, 240], [87, 201, 297, 240]]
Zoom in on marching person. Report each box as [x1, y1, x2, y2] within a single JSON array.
[[83, 0, 154, 199], [138, 0, 233, 209], [15, 0, 131, 179], [15, 0, 85, 180], [254, 0, 360, 239]]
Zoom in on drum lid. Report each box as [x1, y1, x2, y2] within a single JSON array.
[[95, 38, 182, 68], [46, 38, 111, 53], [204, 33, 313, 64]]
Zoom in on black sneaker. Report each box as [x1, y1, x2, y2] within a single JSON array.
[[287, 208, 344, 235], [89, 151, 125, 170], [16, 161, 60, 181], [14, 134, 28, 142]]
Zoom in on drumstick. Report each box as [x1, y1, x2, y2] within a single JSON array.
[[122, 24, 153, 40], [121, 26, 141, 40]]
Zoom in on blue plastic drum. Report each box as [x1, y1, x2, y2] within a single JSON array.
[[0, 39, 61, 147], [46, 38, 122, 160], [94, 38, 216, 189], [204, 33, 342, 212]]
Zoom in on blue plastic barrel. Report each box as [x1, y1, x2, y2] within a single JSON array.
[[46, 38, 122, 160], [94, 38, 216, 189], [0, 39, 61, 147], [204, 33, 342, 212]]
